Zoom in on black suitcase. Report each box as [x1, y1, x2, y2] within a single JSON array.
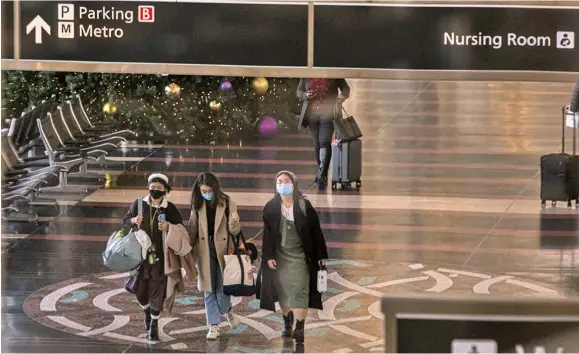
[[540, 106, 579, 208], [331, 138, 362, 190]]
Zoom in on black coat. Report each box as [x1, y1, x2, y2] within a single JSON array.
[[256, 196, 329, 311], [296, 78, 351, 131], [122, 195, 183, 266]]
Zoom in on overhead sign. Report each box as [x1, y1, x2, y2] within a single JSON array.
[[1, 0, 14, 59], [314, 4, 579, 72], [19, 1, 308, 67]]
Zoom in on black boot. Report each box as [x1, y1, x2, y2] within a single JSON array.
[[293, 319, 305, 343], [144, 308, 151, 331], [317, 147, 331, 189], [281, 311, 294, 337], [148, 318, 159, 341]]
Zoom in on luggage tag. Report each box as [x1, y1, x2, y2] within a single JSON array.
[[317, 265, 328, 293]]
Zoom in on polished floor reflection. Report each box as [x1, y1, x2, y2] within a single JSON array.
[[2, 80, 578, 353]]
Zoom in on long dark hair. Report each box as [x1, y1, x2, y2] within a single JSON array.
[[191, 172, 229, 211]]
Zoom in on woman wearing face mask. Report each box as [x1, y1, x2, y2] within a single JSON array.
[[258, 171, 329, 344], [123, 173, 183, 341], [188, 172, 242, 340]]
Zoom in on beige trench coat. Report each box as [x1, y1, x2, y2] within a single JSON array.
[[188, 199, 241, 293]]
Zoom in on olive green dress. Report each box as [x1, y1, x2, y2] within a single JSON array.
[[275, 215, 310, 309]]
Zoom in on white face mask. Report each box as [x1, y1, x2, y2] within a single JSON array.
[[277, 183, 294, 196]]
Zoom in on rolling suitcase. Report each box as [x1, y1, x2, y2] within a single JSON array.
[[540, 106, 579, 208], [331, 138, 362, 190]]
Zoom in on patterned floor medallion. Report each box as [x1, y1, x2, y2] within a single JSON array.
[[23, 261, 562, 353]]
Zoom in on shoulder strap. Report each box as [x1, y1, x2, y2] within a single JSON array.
[[225, 198, 230, 222]]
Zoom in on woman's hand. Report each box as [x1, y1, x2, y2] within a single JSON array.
[[131, 216, 143, 225], [338, 94, 347, 103], [158, 220, 168, 231], [230, 212, 240, 223], [267, 259, 277, 269]]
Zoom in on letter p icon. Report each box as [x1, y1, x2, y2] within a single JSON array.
[[58, 4, 74, 21]]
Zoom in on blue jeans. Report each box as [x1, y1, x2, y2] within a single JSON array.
[[205, 238, 232, 325]]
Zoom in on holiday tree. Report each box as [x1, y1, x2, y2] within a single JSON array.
[[1, 71, 300, 144]]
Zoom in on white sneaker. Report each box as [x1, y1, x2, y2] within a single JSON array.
[[225, 310, 239, 329], [206, 325, 220, 340]]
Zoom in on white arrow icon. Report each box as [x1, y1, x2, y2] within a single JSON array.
[[26, 15, 51, 44]]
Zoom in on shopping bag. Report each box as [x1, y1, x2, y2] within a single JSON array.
[[317, 265, 328, 293], [333, 102, 363, 142], [222, 232, 256, 297], [102, 227, 144, 273]]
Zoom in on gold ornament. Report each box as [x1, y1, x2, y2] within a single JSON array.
[[252, 77, 269, 95], [209, 100, 222, 111], [103, 102, 117, 115], [165, 83, 181, 96]]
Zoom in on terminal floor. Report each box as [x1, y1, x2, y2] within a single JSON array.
[[2, 80, 578, 353]]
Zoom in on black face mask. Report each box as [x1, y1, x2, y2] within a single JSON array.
[[149, 190, 165, 200]]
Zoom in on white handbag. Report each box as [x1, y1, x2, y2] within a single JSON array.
[[222, 232, 256, 297], [317, 265, 328, 293]]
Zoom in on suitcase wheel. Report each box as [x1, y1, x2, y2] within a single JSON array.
[[356, 180, 362, 189]]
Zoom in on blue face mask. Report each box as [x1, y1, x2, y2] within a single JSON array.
[[202, 192, 213, 201], [277, 183, 294, 196]]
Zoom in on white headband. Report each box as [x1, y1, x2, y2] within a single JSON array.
[[148, 173, 169, 184]]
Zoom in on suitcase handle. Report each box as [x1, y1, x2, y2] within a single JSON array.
[[562, 105, 578, 155]]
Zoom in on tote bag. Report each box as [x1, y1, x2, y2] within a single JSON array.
[[222, 231, 256, 297], [333, 102, 363, 142], [102, 227, 144, 273]]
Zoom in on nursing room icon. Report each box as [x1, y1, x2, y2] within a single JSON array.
[[556, 31, 575, 49]]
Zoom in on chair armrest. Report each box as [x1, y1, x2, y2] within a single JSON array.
[[21, 155, 47, 162], [64, 140, 91, 147], [85, 127, 110, 133], [54, 146, 81, 153], [4, 169, 29, 177], [80, 142, 117, 151], [15, 161, 50, 169]]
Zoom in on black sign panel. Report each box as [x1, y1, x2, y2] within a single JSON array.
[[314, 5, 579, 72], [20, 1, 307, 67], [397, 318, 579, 353], [2, 0, 14, 59]]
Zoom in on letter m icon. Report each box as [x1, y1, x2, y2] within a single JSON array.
[[58, 22, 74, 39]]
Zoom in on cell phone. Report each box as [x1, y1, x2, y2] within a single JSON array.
[[158, 214, 166, 222]]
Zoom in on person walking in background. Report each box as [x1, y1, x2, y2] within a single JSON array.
[[257, 171, 329, 345], [188, 172, 242, 340], [297, 78, 350, 189], [123, 173, 183, 341]]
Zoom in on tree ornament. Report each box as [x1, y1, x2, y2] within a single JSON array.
[[252, 77, 269, 95], [209, 100, 222, 111], [220, 80, 232, 92], [165, 83, 181, 96], [258, 116, 278, 136], [103, 102, 117, 115]]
